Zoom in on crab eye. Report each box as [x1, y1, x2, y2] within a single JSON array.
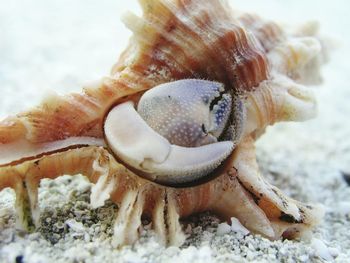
[[104, 79, 245, 185]]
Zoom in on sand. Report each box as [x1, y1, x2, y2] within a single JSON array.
[[0, 0, 349, 262]]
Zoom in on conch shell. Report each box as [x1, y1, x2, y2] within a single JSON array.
[[0, 0, 326, 247]]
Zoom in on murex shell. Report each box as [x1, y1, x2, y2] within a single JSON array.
[[0, 0, 327, 247]]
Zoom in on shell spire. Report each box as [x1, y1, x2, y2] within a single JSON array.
[[115, 0, 269, 93]]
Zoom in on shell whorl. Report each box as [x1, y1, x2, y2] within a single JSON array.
[[115, 0, 269, 94], [238, 14, 285, 52]]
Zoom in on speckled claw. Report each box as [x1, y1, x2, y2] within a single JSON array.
[[104, 98, 234, 185], [137, 79, 240, 147]]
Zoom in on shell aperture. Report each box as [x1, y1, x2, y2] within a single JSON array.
[[104, 79, 244, 185]]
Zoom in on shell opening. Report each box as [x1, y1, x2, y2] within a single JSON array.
[[104, 79, 245, 185]]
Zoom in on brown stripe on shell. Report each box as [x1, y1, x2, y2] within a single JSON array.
[[0, 117, 26, 143], [239, 14, 285, 52], [15, 79, 135, 143], [0, 0, 269, 144], [114, 0, 269, 92]]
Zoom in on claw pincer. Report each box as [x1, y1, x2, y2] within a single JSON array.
[[105, 79, 244, 185]]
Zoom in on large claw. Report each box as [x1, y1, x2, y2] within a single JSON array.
[[104, 79, 244, 185], [137, 79, 235, 147], [104, 101, 233, 185]]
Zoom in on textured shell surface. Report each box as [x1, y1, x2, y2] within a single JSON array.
[[0, 0, 328, 247]]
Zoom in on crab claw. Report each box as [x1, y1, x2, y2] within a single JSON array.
[[104, 79, 244, 185], [137, 79, 235, 147], [104, 101, 233, 185]]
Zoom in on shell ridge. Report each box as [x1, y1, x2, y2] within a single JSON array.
[[135, 13, 197, 78], [166, 0, 231, 81]]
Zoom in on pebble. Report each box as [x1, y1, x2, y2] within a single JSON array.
[[311, 238, 333, 261], [230, 217, 250, 236], [216, 223, 231, 236]]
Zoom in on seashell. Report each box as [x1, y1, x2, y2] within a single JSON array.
[[0, 0, 328, 247]]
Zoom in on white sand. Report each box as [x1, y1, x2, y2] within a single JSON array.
[[0, 0, 349, 262]]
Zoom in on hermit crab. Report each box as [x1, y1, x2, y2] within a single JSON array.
[[0, 0, 327, 247]]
